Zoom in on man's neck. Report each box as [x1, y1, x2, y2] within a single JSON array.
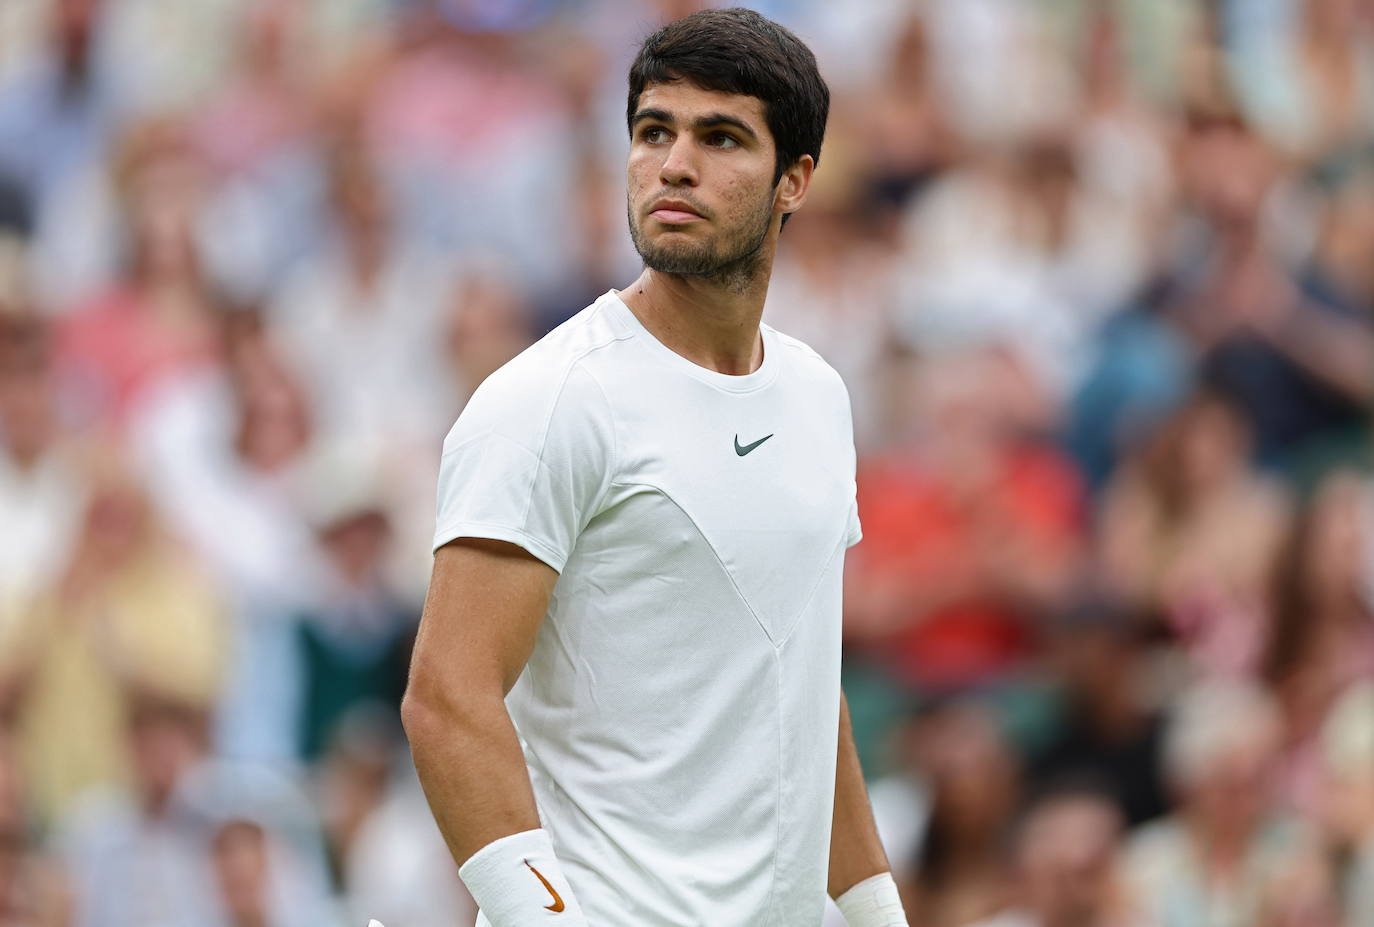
[[618, 265, 772, 375]]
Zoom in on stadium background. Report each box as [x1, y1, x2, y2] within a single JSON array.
[[1, 0, 1374, 924]]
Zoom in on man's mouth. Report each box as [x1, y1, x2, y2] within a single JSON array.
[[649, 199, 705, 223]]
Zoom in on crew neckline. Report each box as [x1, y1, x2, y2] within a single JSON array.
[[604, 290, 781, 393]]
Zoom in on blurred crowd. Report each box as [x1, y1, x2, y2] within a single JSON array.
[[1, 0, 1374, 925]]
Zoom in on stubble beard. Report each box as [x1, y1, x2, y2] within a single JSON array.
[[628, 194, 774, 293]]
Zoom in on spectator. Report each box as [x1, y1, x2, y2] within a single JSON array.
[[53, 118, 221, 430], [0, 734, 66, 926], [0, 450, 226, 828], [267, 129, 456, 451], [55, 691, 223, 927], [191, 1, 314, 181], [180, 761, 336, 927], [1032, 597, 1169, 828], [1229, 0, 1374, 160], [901, 700, 1021, 927], [341, 753, 476, 927], [765, 199, 903, 455], [1318, 682, 1374, 924], [847, 347, 1083, 690], [132, 313, 320, 767], [294, 447, 416, 762], [969, 786, 1135, 927], [1120, 679, 1322, 927], [1099, 390, 1289, 676], [1237, 159, 1374, 481], [0, 0, 124, 223], [1162, 111, 1374, 471], [850, 12, 958, 207], [0, 315, 86, 618], [1264, 470, 1374, 815]]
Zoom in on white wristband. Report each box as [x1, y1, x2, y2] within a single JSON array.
[[835, 872, 908, 927], [458, 829, 588, 926]]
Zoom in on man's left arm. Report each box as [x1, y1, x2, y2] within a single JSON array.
[[829, 692, 909, 926]]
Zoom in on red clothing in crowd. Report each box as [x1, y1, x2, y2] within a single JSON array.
[[852, 442, 1083, 689]]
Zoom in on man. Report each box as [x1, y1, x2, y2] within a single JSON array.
[[402, 9, 907, 926]]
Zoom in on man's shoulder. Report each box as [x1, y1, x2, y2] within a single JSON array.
[[449, 294, 628, 441], [479, 294, 629, 402], [768, 324, 849, 397]]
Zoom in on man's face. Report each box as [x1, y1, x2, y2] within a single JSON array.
[[626, 81, 780, 279]]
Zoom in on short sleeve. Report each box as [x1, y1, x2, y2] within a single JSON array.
[[839, 375, 861, 548], [433, 361, 615, 572], [845, 491, 862, 548]]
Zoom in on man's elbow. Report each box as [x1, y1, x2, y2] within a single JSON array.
[[400, 684, 441, 744], [400, 674, 504, 746]]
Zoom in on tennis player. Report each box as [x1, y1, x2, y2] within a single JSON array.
[[402, 9, 907, 926]]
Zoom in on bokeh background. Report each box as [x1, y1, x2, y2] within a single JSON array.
[[2, 0, 1374, 925]]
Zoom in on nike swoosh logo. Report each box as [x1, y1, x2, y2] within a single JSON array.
[[524, 861, 565, 913], [734, 433, 774, 456]]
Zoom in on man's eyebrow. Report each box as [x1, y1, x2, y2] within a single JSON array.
[[692, 113, 758, 141], [630, 108, 759, 142], [631, 107, 673, 128]]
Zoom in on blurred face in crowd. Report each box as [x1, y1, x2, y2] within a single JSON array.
[[1306, 0, 1365, 36], [1186, 729, 1276, 840], [920, 704, 1020, 842], [128, 700, 207, 814], [71, 460, 155, 578], [626, 81, 807, 283], [1053, 622, 1144, 732], [444, 274, 533, 394], [1015, 794, 1124, 927], [212, 819, 270, 925], [1316, 180, 1374, 298], [1168, 684, 1283, 850], [327, 142, 391, 274], [318, 716, 394, 856], [1318, 686, 1374, 847], [1322, 767, 1374, 848], [228, 331, 311, 473], [242, 0, 296, 79], [1178, 120, 1275, 233], [113, 122, 210, 288], [0, 324, 54, 466], [1302, 473, 1368, 608], [54, 0, 100, 75], [1162, 395, 1249, 498], [322, 511, 391, 585], [82, 479, 148, 559]]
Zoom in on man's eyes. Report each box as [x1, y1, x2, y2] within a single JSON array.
[[638, 127, 740, 149]]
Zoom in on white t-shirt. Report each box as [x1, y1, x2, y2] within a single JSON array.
[[434, 290, 861, 927]]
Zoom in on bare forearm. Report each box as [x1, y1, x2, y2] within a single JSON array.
[[403, 690, 541, 867], [404, 539, 558, 868], [829, 693, 891, 898]]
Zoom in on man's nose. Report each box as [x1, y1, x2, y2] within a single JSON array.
[[659, 136, 699, 186]]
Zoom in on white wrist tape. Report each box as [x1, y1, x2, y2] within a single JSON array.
[[835, 872, 908, 927], [459, 829, 588, 926]]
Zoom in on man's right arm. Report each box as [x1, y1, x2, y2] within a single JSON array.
[[402, 537, 586, 923], [401, 536, 553, 864], [413, 355, 612, 922]]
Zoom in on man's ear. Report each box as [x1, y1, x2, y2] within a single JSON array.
[[774, 154, 815, 217]]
